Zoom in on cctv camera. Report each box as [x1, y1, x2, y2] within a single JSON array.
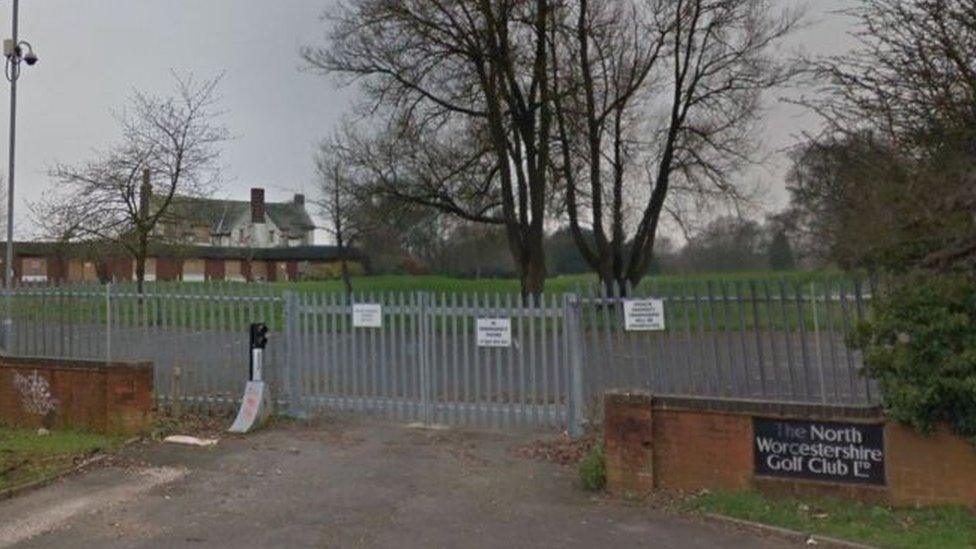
[[23, 52, 37, 66]]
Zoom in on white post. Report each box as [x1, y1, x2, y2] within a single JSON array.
[[251, 348, 263, 382]]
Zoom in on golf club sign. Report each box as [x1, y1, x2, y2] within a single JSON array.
[[753, 418, 885, 485]]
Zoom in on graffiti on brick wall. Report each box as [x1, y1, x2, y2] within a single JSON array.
[[12, 370, 59, 416]]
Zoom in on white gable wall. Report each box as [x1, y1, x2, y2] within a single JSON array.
[[225, 213, 282, 248]]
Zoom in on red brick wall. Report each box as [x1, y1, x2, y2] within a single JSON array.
[[887, 423, 976, 507], [107, 258, 133, 281], [653, 409, 752, 491], [603, 393, 976, 508], [156, 258, 183, 281], [604, 391, 654, 496], [12, 256, 22, 282], [205, 258, 225, 281], [47, 256, 68, 282], [0, 356, 153, 435], [103, 363, 155, 434], [287, 260, 298, 281]]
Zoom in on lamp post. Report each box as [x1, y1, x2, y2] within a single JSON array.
[[2, 0, 38, 351]]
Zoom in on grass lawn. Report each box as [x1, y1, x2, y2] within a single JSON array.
[[7, 269, 866, 333], [0, 427, 122, 492], [278, 270, 850, 296], [687, 490, 976, 549]]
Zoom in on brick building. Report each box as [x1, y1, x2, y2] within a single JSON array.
[[1, 241, 364, 284], [154, 188, 315, 249], [1, 188, 365, 284]]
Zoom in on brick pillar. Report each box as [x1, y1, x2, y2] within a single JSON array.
[[604, 389, 654, 497], [103, 363, 154, 435]]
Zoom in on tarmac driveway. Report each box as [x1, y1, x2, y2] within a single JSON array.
[[0, 417, 791, 548]]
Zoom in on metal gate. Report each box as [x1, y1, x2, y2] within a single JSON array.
[[284, 291, 585, 432], [0, 280, 873, 430]]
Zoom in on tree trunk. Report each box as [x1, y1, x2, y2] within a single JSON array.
[[340, 257, 352, 296], [520, 256, 546, 304], [519, 229, 547, 303], [135, 234, 149, 297], [135, 258, 146, 294], [336, 230, 353, 297], [137, 169, 151, 298]]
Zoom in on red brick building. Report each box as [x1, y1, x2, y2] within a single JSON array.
[[2, 187, 365, 284], [1, 241, 364, 284]]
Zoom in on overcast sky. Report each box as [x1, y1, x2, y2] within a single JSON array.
[[3, 0, 857, 241]]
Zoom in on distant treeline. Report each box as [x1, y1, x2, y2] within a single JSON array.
[[359, 213, 797, 278]]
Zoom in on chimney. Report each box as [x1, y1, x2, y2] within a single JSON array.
[[251, 188, 265, 223], [293, 193, 305, 208]]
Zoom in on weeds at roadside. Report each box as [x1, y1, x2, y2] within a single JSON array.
[[686, 490, 976, 549], [578, 444, 606, 491], [0, 427, 121, 492]]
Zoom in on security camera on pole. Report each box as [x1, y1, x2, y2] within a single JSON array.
[[1, 0, 38, 353], [229, 322, 272, 433]]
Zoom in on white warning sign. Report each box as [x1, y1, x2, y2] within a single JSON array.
[[476, 317, 512, 347], [352, 303, 383, 328], [623, 299, 666, 331]]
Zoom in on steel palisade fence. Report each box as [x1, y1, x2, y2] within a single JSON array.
[[0, 277, 878, 433], [0, 282, 286, 416], [575, 278, 878, 421], [284, 291, 583, 431]]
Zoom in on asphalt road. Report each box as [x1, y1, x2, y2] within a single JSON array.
[[1, 418, 793, 549]]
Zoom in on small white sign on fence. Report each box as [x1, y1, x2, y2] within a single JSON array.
[[623, 299, 666, 331], [352, 303, 383, 328], [476, 317, 512, 347]]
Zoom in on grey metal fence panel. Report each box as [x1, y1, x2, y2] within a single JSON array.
[[1, 282, 284, 414], [0, 277, 876, 431], [287, 290, 575, 430], [575, 279, 877, 411]]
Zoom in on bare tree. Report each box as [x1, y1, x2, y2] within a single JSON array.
[[552, 0, 801, 290], [306, 0, 799, 293], [33, 73, 228, 291], [304, 0, 558, 297], [313, 139, 359, 294], [796, 0, 976, 271]]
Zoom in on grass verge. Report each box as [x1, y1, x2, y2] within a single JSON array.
[[281, 271, 847, 295], [686, 490, 976, 548], [0, 427, 122, 492]]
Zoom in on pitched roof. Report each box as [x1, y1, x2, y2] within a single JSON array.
[[159, 195, 316, 236]]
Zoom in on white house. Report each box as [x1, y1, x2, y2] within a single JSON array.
[[153, 188, 316, 249]]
